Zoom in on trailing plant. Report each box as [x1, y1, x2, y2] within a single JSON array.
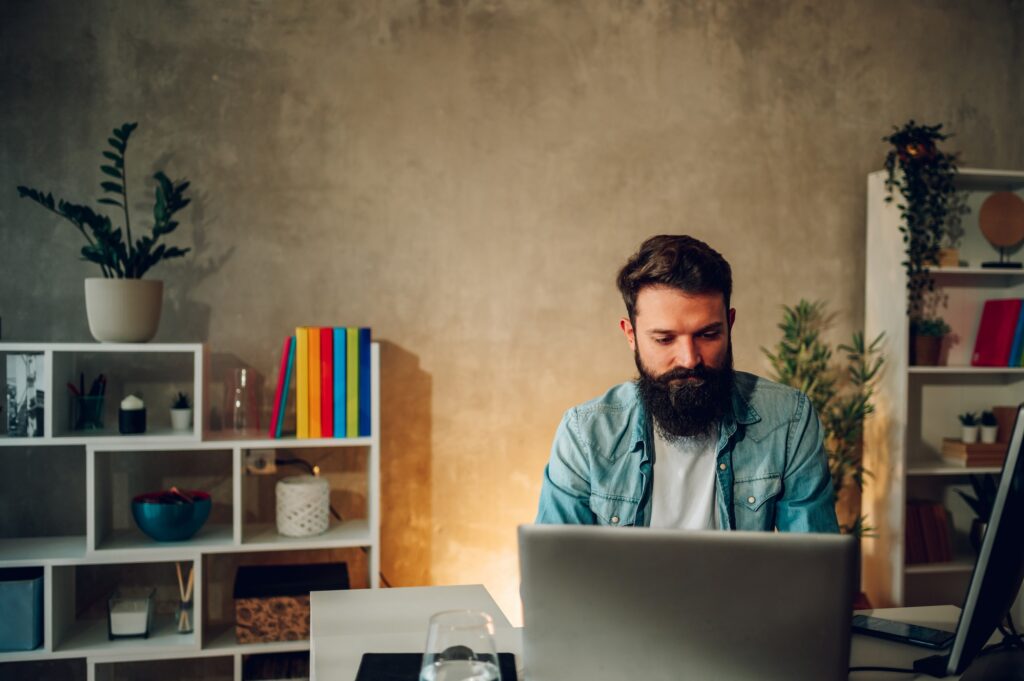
[[942, 190, 970, 251], [172, 392, 191, 410], [762, 300, 885, 536], [882, 120, 960, 320], [16, 122, 191, 279]]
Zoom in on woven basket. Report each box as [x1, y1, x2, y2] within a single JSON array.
[[275, 475, 330, 537]]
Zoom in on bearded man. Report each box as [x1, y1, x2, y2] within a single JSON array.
[[535, 235, 838, 532]]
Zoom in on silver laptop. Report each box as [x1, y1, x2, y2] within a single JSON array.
[[518, 525, 856, 681]]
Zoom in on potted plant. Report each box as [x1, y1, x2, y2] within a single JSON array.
[[937, 191, 969, 267], [883, 121, 959, 364], [170, 392, 192, 432], [979, 410, 999, 444], [959, 412, 980, 444], [909, 317, 950, 366], [16, 123, 191, 343], [956, 475, 997, 554]]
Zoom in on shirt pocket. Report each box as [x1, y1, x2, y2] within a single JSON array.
[[590, 494, 639, 527], [733, 474, 782, 530]]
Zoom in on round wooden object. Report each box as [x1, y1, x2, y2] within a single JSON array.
[[978, 191, 1024, 247]]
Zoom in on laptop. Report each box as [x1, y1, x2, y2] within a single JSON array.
[[518, 525, 856, 681]]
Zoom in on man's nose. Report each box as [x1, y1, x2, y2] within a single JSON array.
[[672, 337, 701, 370]]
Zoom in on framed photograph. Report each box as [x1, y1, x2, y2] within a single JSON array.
[[6, 354, 44, 437]]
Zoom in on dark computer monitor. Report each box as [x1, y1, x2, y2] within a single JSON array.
[[915, 403, 1024, 676]]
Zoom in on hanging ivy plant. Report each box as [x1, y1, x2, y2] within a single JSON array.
[[882, 120, 959, 321]]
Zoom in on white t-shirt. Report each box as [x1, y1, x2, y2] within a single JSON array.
[[649, 426, 721, 530]]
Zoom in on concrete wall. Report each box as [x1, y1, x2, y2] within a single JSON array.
[[2, 0, 1022, 619]]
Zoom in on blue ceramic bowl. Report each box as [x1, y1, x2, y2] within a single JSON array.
[[131, 490, 211, 542]]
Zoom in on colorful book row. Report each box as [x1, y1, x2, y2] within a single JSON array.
[[971, 298, 1024, 367], [268, 327, 371, 439]]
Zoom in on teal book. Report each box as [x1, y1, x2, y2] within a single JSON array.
[[358, 327, 372, 436], [333, 327, 347, 437], [1009, 302, 1024, 366], [272, 336, 296, 438]]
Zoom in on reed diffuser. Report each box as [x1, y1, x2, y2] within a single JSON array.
[[175, 561, 195, 634]]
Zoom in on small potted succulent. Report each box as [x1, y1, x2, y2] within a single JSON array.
[[959, 412, 979, 444], [16, 122, 191, 343], [980, 411, 999, 444], [909, 317, 950, 366], [170, 392, 192, 432], [937, 191, 969, 267], [956, 475, 997, 554]]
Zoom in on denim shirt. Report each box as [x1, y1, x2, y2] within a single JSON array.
[[535, 372, 839, 533]]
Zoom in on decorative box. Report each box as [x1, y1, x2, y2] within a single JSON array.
[[233, 562, 349, 644], [0, 567, 44, 651]]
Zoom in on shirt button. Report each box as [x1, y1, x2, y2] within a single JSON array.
[[747, 496, 756, 504], [719, 463, 727, 471], [611, 516, 620, 524]]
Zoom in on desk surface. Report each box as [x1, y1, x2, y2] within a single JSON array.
[[311, 587, 971, 681]]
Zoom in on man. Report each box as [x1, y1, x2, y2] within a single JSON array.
[[536, 235, 838, 532]]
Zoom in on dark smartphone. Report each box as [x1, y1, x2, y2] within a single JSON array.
[[852, 614, 955, 650]]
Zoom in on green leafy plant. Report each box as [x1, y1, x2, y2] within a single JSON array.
[[882, 120, 960, 321], [172, 392, 191, 410], [942, 191, 970, 251], [980, 410, 998, 427], [909, 317, 951, 338], [762, 300, 885, 536], [16, 122, 191, 279], [956, 475, 998, 522], [958, 412, 979, 427]]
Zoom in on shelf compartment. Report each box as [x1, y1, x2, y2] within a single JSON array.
[[240, 520, 371, 551], [905, 559, 975, 575], [51, 347, 202, 440], [205, 623, 310, 653], [0, 537, 86, 565], [0, 658, 86, 678], [0, 447, 86, 553], [51, 560, 200, 657], [94, 655, 233, 681], [91, 448, 235, 553]]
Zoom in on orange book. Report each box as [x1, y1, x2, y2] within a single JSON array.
[[295, 327, 309, 439], [309, 327, 322, 438], [320, 327, 334, 437]]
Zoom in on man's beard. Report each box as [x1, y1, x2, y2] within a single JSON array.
[[635, 344, 734, 440]]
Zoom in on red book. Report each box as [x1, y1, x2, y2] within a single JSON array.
[[972, 299, 1023, 366], [320, 327, 334, 437], [268, 336, 293, 438]]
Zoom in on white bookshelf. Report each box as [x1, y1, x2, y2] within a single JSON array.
[[0, 342, 381, 680], [862, 167, 1024, 613]]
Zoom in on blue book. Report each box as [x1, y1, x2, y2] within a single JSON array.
[[1009, 302, 1024, 367], [359, 327, 372, 437], [274, 337, 296, 438], [333, 327, 347, 437]]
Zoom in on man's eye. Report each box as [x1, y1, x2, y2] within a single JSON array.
[[701, 331, 720, 339], [654, 337, 673, 345]]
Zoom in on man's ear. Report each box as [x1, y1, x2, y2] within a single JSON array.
[[728, 308, 736, 329], [620, 317, 637, 352]]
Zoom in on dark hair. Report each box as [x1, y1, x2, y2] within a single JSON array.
[[616, 235, 732, 322]]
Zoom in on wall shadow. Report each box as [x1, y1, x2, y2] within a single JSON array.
[[378, 340, 432, 587]]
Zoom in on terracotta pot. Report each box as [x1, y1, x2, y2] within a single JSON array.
[[84, 278, 163, 343], [937, 248, 960, 267], [911, 334, 943, 366]]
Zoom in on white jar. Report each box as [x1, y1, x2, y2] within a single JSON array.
[[980, 425, 999, 445], [961, 425, 979, 444], [276, 475, 330, 537]]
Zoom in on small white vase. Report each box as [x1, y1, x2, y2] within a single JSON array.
[[961, 426, 979, 444], [170, 408, 192, 431], [980, 425, 998, 444], [84, 278, 163, 343]]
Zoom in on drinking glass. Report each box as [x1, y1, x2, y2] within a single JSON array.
[[419, 610, 502, 681]]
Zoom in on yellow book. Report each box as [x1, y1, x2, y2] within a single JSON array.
[[295, 327, 309, 439], [309, 327, 322, 439], [347, 327, 359, 436]]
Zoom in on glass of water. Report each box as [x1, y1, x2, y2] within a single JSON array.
[[419, 610, 502, 681]]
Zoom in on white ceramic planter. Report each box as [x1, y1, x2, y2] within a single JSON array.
[[84, 278, 163, 343], [170, 408, 192, 431], [961, 426, 979, 444], [980, 425, 998, 444]]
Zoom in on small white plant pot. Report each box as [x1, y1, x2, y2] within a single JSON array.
[[961, 426, 979, 444], [980, 425, 998, 444], [170, 408, 192, 431]]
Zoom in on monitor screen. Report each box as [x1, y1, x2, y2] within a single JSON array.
[[935, 403, 1024, 675]]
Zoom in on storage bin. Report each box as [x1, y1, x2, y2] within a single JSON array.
[[233, 562, 348, 643], [0, 567, 44, 651]]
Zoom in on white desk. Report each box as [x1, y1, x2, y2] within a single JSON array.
[[311, 586, 977, 680]]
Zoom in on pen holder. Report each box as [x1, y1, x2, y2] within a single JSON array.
[[72, 396, 104, 431]]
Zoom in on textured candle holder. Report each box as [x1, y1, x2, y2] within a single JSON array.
[[276, 475, 330, 537]]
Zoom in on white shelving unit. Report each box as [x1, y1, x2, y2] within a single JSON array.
[[862, 167, 1024, 611], [0, 342, 381, 680]]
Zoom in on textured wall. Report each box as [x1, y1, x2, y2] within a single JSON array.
[[2, 0, 1023, 620]]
